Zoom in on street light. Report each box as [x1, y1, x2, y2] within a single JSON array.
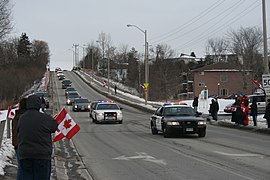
[[217, 83, 220, 96], [127, 24, 149, 105], [68, 49, 75, 68]]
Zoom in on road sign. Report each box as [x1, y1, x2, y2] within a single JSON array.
[[143, 83, 149, 88], [262, 74, 270, 87]]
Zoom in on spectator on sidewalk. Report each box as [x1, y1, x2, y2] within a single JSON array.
[[17, 95, 58, 180], [209, 99, 219, 121], [250, 97, 258, 126], [264, 99, 270, 128], [192, 96, 199, 112], [12, 97, 27, 180]]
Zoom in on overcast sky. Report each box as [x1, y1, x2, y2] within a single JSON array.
[[11, 0, 269, 70]]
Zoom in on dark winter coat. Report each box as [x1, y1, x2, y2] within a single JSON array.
[[17, 95, 58, 160], [12, 98, 27, 150], [209, 100, 219, 113], [264, 103, 270, 120], [192, 97, 199, 107], [250, 101, 258, 116]]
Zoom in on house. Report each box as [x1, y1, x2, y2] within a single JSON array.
[[192, 62, 254, 98]]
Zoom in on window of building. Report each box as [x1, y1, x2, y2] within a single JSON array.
[[199, 71, 204, 75], [220, 88, 228, 96], [220, 74, 228, 82], [198, 82, 205, 87]]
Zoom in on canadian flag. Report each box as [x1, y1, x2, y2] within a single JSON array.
[[7, 106, 17, 121], [252, 80, 263, 89], [53, 108, 80, 142]]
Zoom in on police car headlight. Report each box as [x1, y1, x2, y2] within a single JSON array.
[[74, 105, 78, 108], [97, 112, 103, 116], [67, 99, 71, 103], [88, 105, 91, 109], [198, 121, 206, 125], [167, 121, 179, 125]]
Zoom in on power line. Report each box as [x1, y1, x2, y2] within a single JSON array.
[[176, 1, 261, 52], [152, 0, 245, 47], [150, 0, 226, 43]]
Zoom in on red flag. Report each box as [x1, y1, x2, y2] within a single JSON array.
[[53, 108, 80, 142], [252, 80, 263, 89], [7, 106, 16, 120]]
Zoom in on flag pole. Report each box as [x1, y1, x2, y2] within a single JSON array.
[[6, 106, 11, 139]]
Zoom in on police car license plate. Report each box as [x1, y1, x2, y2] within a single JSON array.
[[105, 116, 115, 120], [186, 128, 193, 132], [81, 106, 85, 110]]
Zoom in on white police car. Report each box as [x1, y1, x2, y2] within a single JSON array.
[[150, 102, 206, 138], [91, 100, 123, 124]]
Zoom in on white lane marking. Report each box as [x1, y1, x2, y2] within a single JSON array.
[[113, 152, 167, 165], [214, 151, 265, 158]]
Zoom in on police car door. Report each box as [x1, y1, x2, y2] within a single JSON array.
[[155, 107, 163, 131]]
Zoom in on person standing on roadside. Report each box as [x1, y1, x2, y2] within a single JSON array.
[[192, 96, 199, 112], [264, 99, 270, 128], [250, 97, 258, 126], [12, 98, 27, 180], [209, 98, 219, 121], [17, 95, 58, 180]]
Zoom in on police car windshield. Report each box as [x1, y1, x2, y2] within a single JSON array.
[[75, 99, 89, 103], [97, 104, 119, 110], [163, 107, 195, 116]]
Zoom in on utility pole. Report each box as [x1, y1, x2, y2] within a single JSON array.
[[73, 44, 79, 67], [262, 0, 268, 74], [262, 0, 270, 104]]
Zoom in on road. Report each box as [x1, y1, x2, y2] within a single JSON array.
[[53, 71, 270, 180]]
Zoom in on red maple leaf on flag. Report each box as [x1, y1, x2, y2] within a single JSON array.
[[64, 119, 72, 129]]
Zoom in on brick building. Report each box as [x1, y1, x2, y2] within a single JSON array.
[[192, 63, 254, 98]]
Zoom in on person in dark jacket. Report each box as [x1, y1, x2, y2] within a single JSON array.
[[250, 97, 258, 126], [209, 99, 219, 121], [192, 96, 199, 112], [12, 97, 27, 180], [17, 95, 58, 180], [264, 99, 270, 128]]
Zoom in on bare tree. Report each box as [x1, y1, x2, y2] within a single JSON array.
[[0, 0, 13, 41], [228, 26, 263, 86], [205, 37, 229, 63], [150, 43, 178, 101]]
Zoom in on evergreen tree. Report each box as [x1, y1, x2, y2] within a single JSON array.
[[17, 33, 31, 61]]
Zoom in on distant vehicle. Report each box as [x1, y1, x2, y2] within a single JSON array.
[[65, 87, 76, 96], [91, 101, 123, 124], [62, 79, 72, 89], [66, 91, 80, 105], [34, 91, 49, 108], [58, 74, 65, 80], [55, 67, 62, 72], [224, 103, 236, 113], [150, 102, 206, 138], [72, 98, 90, 112]]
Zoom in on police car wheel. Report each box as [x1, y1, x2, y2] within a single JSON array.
[[151, 124, 158, 135], [163, 127, 170, 138], [198, 129, 206, 137]]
